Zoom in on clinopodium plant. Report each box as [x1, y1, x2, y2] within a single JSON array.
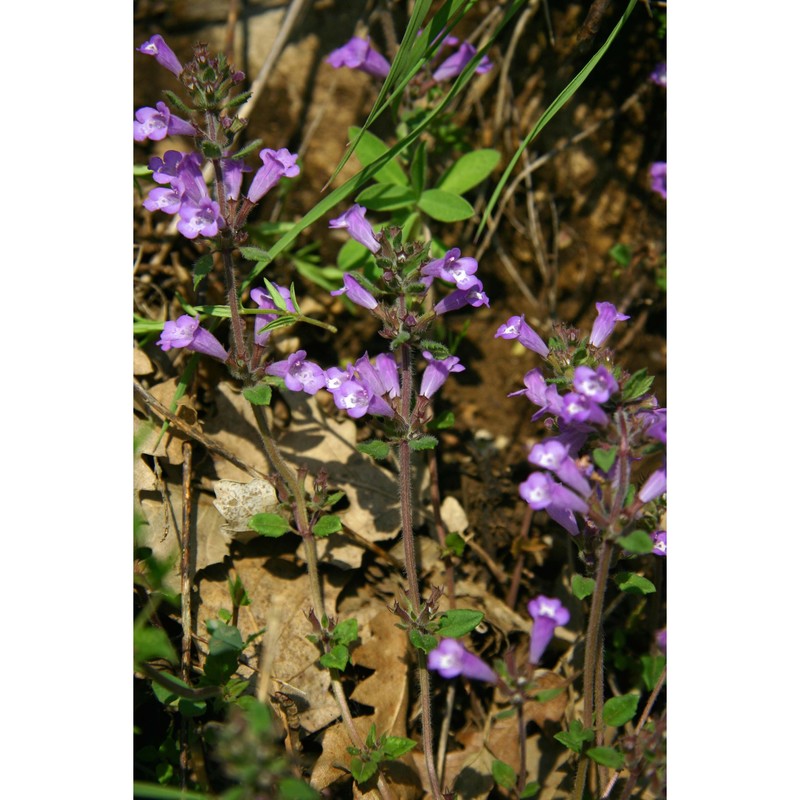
[[134, 18, 666, 800]]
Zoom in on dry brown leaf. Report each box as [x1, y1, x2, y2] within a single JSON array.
[[213, 478, 278, 538], [134, 378, 198, 464]]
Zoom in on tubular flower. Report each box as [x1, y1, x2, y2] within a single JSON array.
[[434, 281, 490, 314], [266, 350, 326, 395], [589, 302, 630, 347], [495, 314, 549, 357], [250, 285, 296, 346], [421, 248, 480, 290], [326, 37, 391, 79], [331, 273, 378, 310], [649, 161, 667, 199], [527, 596, 570, 664], [419, 352, 465, 399], [246, 148, 300, 203], [133, 101, 196, 142], [328, 205, 381, 254], [137, 35, 184, 76], [428, 638, 498, 683], [432, 41, 493, 82], [156, 315, 228, 362], [638, 467, 666, 503]]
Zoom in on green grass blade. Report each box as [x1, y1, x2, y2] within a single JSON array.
[[477, 0, 640, 238]]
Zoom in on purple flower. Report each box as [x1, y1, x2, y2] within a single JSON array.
[[250, 285, 296, 346], [134, 102, 196, 142], [519, 472, 588, 515], [148, 150, 186, 184], [266, 350, 326, 394], [655, 628, 667, 653], [651, 530, 666, 557], [354, 352, 400, 399], [331, 273, 378, 310], [528, 596, 570, 664], [641, 407, 667, 445], [528, 440, 591, 497], [246, 148, 300, 203], [221, 158, 252, 201], [589, 302, 630, 347], [649, 62, 666, 88], [495, 315, 549, 358], [427, 638, 498, 683], [326, 36, 391, 79], [137, 34, 184, 76], [560, 392, 608, 426], [143, 186, 182, 214], [328, 205, 381, 254], [421, 249, 479, 290], [649, 161, 667, 200], [432, 42, 493, 82], [156, 315, 228, 362], [177, 197, 223, 239], [639, 467, 666, 503], [419, 352, 465, 399], [434, 281, 490, 314], [330, 377, 394, 419], [573, 366, 618, 403]]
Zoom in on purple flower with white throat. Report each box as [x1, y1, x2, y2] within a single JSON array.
[[560, 392, 608, 426], [246, 148, 300, 203], [143, 186, 182, 214], [528, 440, 591, 497], [589, 302, 630, 347], [156, 315, 228, 362], [421, 249, 479, 290], [177, 197, 223, 239], [649, 162, 667, 200], [419, 352, 465, 399], [329, 205, 381, 254], [326, 37, 391, 79], [527, 596, 570, 664], [649, 61, 666, 87], [573, 365, 618, 404], [519, 472, 588, 515], [134, 102, 196, 142], [432, 42, 493, 82], [331, 273, 378, 310], [495, 315, 549, 358], [428, 638, 498, 683], [434, 281, 490, 314], [651, 530, 667, 556], [137, 34, 184, 76], [266, 350, 326, 394]]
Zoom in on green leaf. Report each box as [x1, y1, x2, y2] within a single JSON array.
[[248, 513, 292, 538], [533, 687, 564, 703], [324, 490, 345, 507], [622, 368, 655, 402], [278, 777, 320, 799], [133, 781, 212, 799], [409, 435, 438, 451], [410, 143, 427, 197], [444, 531, 465, 557], [587, 746, 625, 770], [312, 515, 343, 537], [357, 440, 392, 460], [609, 243, 633, 266], [242, 383, 272, 406], [436, 609, 484, 638], [592, 447, 617, 473], [239, 245, 272, 262], [438, 149, 501, 194], [521, 781, 541, 798], [356, 182, 417, 211], [350, 757, 378, 785], [491, 759, 517, 790], [554, 720, 594, 753], [428, 410, 455, 430], [134, 626, 178, 666], [640, 655, 666, 692], [382, 736, 417, 759], [177, 697, 207, 718], [417, 189, 474, 222], [571, 575, 595, 600], [320, 644, 349, 671], [603, 693, 640, 727], [329, 621, 357, 651], [618, 530, 655, 555], [263, 278, 289, 311], [408, 629, 438, 654], [418, 339, 451, 359], [349, 127, 409, 186], [615, 572, 656, 595], [365, 723, 377, 749], [192, 253, 214, 291], [204, 624, 245, 684]]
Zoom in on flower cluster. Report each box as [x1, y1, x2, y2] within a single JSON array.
[[135, 38, 301, 241], [499, 303, 667, 540], [326, 33, 492, 83]]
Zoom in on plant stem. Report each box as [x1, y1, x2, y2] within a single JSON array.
[[397, 341, 442, 800], [572, 538, 613, 800], [506, 504, 534, 610], [516, 701, 528, 797]]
